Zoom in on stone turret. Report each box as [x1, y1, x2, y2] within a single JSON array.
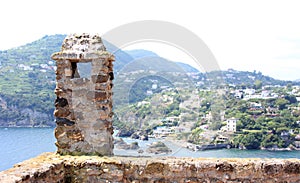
[[51, 33, 114, 156]]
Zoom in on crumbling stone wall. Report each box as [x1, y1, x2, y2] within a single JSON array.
[[0, 153, 299, 183], [51, 33, 114, 156]]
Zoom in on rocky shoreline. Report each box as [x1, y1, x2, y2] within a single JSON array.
[[115, 135, 300, 156], [114, 137, 172, 155], [261, 147, 300, 151]]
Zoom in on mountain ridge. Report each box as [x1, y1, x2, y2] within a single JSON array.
[[0, 34, 298, 127]]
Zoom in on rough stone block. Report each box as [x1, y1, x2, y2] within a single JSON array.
[[65, 68, 72, 77], [55, 97, 68, 107], [109, 72, 114, 80], [55, 117, 75, 126], [95, 83, 108, 90], [91, 74, 109, 83], [54, 108, 70, 118]]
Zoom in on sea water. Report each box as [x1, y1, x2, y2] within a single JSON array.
[[0, 127, 56, 171], [0, 127, 299, 171]]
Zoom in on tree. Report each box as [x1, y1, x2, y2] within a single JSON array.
[[286, 83, 293, 91], [266, 121, 278, 131], [236, 120, 243, 131], [275, 98, 289, 110], [284, 95, 297, 104], [234, 132, 262, 149], [254, 80, 262, 90], [237, 100, 247, 113], [240, 116, 255, 129], [261, 134, 284, 148]]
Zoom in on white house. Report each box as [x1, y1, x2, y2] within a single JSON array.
[[226, 117, 237, 132], [152, 84, 158, 89], [261, 90, 270, 98], [244, 88, 256, 95], [146, 90, 153, 95], [153, 126, 173, 137], [137, 101, 150, 107]]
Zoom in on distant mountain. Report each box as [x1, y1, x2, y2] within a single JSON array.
[[294, 78, 300, 82], [124, 49, 199, 73], [125, 49, 159, 59], [0, 34, 298, 127], [0, 35, 137, 127], [103, 40, 133, 71], [201, 69, 298, 87], [175, 62, 199, 73], [119, 56, 189, 73]]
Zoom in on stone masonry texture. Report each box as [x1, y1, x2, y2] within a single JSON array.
[[51, 33, 115, 156], [0, 152, 299, 183]]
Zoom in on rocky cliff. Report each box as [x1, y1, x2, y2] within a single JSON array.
[[0, 97, 54, 127]]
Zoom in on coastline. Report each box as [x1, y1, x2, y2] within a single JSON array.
[[0, 126, 55, 128], [161, 138, 300, 152], [262, 147, 300, 151], [2, 127, 300, 152], [1, 128, 300, 171]]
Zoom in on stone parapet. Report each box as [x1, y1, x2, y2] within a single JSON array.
[[0, 153, 299, 183]]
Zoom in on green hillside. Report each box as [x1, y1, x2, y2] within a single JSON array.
[[0, 35, 65, 126], [0, 35, 135, 126], [0, 34, 297, 127]]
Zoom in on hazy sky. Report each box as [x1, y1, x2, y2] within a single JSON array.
[[1, 0, 300, 80]]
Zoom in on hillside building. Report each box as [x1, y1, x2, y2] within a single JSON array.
[[226, 117, 237, 132]]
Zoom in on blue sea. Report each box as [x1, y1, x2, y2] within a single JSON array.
[[0, 127, 300, 171]]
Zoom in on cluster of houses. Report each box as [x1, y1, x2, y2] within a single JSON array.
[[231, 88, 279, 100], [229, 86, 300, 118], [230, 85, 300, 101], [17, 61, 56, 73], [152, 115, 239, 139], [152, 116, 184, 138]]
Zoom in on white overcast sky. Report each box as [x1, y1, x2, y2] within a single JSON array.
[[1, 0, 300, 81]]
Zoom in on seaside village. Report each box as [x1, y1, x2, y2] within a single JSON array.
[[115, 74, 300, 153], [1, 33, 300, 182], [1, 36, 300, 153]]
